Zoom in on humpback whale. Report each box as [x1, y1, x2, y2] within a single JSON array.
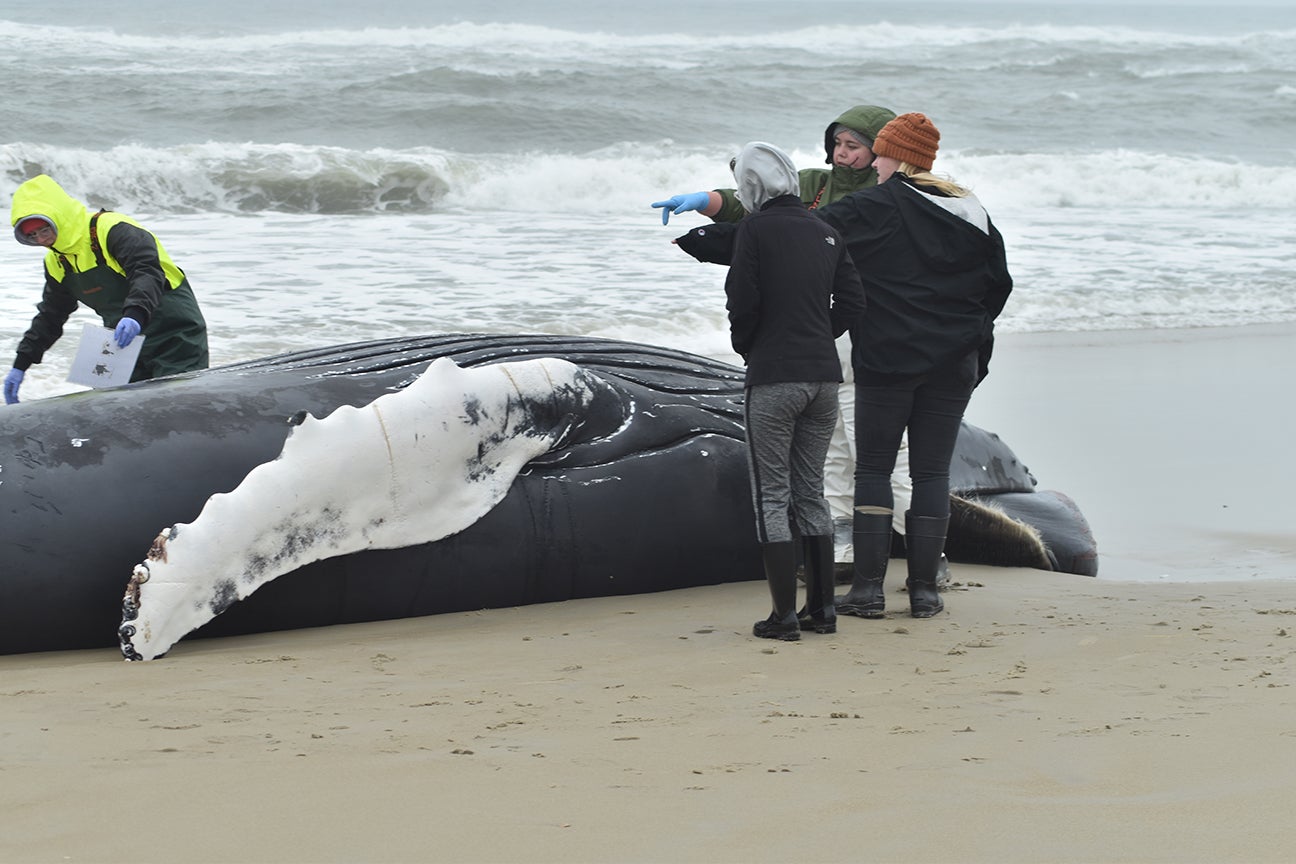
[[0, 335, 1096, 658]]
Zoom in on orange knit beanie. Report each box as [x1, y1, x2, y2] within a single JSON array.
[[873, 112, 940, 171]]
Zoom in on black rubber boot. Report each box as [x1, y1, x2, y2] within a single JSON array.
[[905, 512, 949, 619], [753, 541, 800, 641], [796, 534, 836, 634], [937, 553, 951, 588], [835, 511, 892, 618]]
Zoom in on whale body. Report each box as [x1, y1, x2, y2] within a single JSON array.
[[0, 334, 1096, 657]]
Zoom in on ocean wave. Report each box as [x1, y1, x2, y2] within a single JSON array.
[[3, 18, 1293, 59], [0, 142, 456, 214], [3, 141, 1296, 216], [957, 150, 1296, 211]]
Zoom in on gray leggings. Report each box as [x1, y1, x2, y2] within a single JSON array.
[[743, 381, 838, 544]]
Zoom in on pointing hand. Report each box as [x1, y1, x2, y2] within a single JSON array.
[[650, 191, 712, 225]]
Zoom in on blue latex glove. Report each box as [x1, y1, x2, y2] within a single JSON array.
[[651, 191, 712, 225], [3, 368, 23, 405], [114, 317, 141, 348]]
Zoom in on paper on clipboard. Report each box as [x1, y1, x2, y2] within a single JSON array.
[[67, 323, 145, 388]]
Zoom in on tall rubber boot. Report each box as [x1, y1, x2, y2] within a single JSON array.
[[905, 512, 949, 618], [835, 511, 892, 618], [796, 534, 837, 634], [753, 541, 800, 641]]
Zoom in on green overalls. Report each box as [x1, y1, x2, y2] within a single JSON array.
[[55, 211, 208, 382]]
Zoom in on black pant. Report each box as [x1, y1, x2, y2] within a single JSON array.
[[853, 350, 978, 519]]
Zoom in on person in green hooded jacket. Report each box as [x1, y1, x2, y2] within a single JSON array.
[[651, 104, 929, 580], [3, 174, 208, 404], [651, 104, 897, 226]]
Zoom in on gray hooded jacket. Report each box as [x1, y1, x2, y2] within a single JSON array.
[[724, 143, 866, 385]]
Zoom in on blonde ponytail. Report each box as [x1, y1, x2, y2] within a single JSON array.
[[896, 163, 971, 197]]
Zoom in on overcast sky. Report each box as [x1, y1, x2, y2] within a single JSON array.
[[911, 0, 1291, 5]]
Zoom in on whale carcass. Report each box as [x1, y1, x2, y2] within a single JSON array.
[[0, 334, 1096, 657]]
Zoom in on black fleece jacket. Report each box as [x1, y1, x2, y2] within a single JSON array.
[[724, 195, 866, 386]]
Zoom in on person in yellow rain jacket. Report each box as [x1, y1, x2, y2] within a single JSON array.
[[4, 174, 208, 404]]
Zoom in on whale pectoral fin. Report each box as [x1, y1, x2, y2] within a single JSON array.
[[120, 528, 177, 660], [115, 357, 606, 660]]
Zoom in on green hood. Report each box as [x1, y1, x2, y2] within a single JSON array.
[[822, 104, 897, 164], [11, 174, 91, 248]]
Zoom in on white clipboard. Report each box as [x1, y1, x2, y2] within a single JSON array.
[[67, 323, 145, 388]]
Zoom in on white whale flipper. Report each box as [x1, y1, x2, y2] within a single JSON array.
[[119, 356, 606, 660]]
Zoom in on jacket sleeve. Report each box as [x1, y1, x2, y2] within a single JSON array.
[[14, 267, 81, 370], [975, 220, 1015, 384], [723, 223, 761, 359], [711, 189, 749, 224], [675, 221, 738, 266], [829, 245, 866, 338], [104, 222, 168, 328], [982, 220, 1014, 321]]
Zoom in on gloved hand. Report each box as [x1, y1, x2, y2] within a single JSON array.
[[3, 368, 23, 405], [114, 317, 141, 348], [651, 191, 712, 225]]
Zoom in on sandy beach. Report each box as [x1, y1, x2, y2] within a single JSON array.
[[3, 324, 1295, 863]]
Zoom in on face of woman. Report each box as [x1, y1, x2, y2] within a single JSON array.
[[23, 224, 57, 247], [872, 155, 901, 183], [833, 134, 874, 170]]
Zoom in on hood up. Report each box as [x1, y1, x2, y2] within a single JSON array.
[[822, 104, 897, 164], [733, 141, 799, 212], [11, 174, 90, 248]]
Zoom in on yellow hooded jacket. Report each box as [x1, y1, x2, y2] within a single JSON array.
[[11, 174, 186, 296], [9, 175, 207, 378]]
